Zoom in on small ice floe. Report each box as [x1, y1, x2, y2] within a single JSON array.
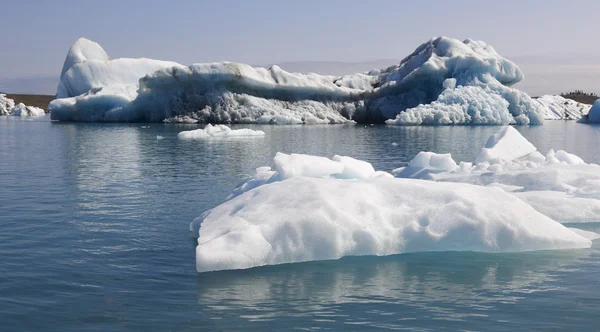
[[177, 124, 265, 140]]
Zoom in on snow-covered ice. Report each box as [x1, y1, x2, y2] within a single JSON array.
[[49, 36, 581, 125], [56, 38, 182, 99], [0, 94, 15, 116], [394, 126, 600, 223], [475, 126, 536, 163], [177, 124, 265, 140], [10, 103, 46, 117], [0, 94, 45, 116], [190, 148, 596, 273], [535, 95, 591, 120]]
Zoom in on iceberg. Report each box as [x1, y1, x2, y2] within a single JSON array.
[[535, 95, 591, 120], [0, 94, 45, 116], [475, 126, 536, 163], [190, 151, 593, 273], [177, 124, 265, 140], [0, 94, 15, 116], [56, 38, 182, 99], [581, 100, 600, 123], [394, 126, 600, 223], [10, 103, 46, 117], [50, 37, 569, 125]]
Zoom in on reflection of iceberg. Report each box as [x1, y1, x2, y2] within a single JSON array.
[[194, 249, 587, 327], [60, 124, 144, 224], [50, 37, 559, 125]]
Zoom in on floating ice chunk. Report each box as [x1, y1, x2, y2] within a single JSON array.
[[177, 124, 265, 140], [392, 152, 458, 179], [546, 149, 585, 165], [567, 228, 600, 240], [535, 95, 591, 120], [580, 99, 600, 123], [192, 172, 591, 273], [0, 94, 15, 116], [50, 36, 547, 125], [156, 135, 164, 140], [10, 103, 45, 116], [332, 155, 376, 180], [0, 94, 46, 116], [274, 153, 344, 179], [395, 126, 600, 224], [408, 152, 458, 171], [475, 126, 536, 163], [515, 191, 600, 223]]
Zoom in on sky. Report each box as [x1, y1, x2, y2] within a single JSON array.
[[1, 0, 600, 94]]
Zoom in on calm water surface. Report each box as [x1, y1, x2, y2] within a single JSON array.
[[1, 116, 600, 331]]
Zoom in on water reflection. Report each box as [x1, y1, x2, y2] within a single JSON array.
[[195, 250, 587, 330], [3, 119, 599, 330]]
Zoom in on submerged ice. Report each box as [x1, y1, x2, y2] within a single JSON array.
[[49, 37, 575, 125], [190, 127, 600, 272]]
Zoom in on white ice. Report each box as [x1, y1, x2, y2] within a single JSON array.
[[49, 37, 576, 125], [0, 94, 45, 116], [10, 103, 46, 117], [190, 150, 594, 273], [0, 94, 15, 116], [535, 95, 591, 120], [56, 38, 182, 99], [475, 126, 536, 163], [394, 126, 600, 223], [177, 124, 265, 140]]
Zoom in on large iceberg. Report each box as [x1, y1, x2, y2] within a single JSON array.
[[394, 126, 600, 223], [50, 37, 560, 125], [0, 94, 45, 117], [190, 148, 595, 273]]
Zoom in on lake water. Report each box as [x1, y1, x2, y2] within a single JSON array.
[[1, 116, 600, 331]]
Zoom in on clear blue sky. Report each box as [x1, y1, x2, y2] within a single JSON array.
[[1, 0, 600, 78]]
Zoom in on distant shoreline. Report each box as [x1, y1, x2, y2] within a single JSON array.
[[1, 93, 54, 109]]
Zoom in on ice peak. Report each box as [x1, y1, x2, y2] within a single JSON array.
[[60, 38, 109, 78]]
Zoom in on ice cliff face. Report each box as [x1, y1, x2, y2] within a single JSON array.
[[50, 37, 560, 125]]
